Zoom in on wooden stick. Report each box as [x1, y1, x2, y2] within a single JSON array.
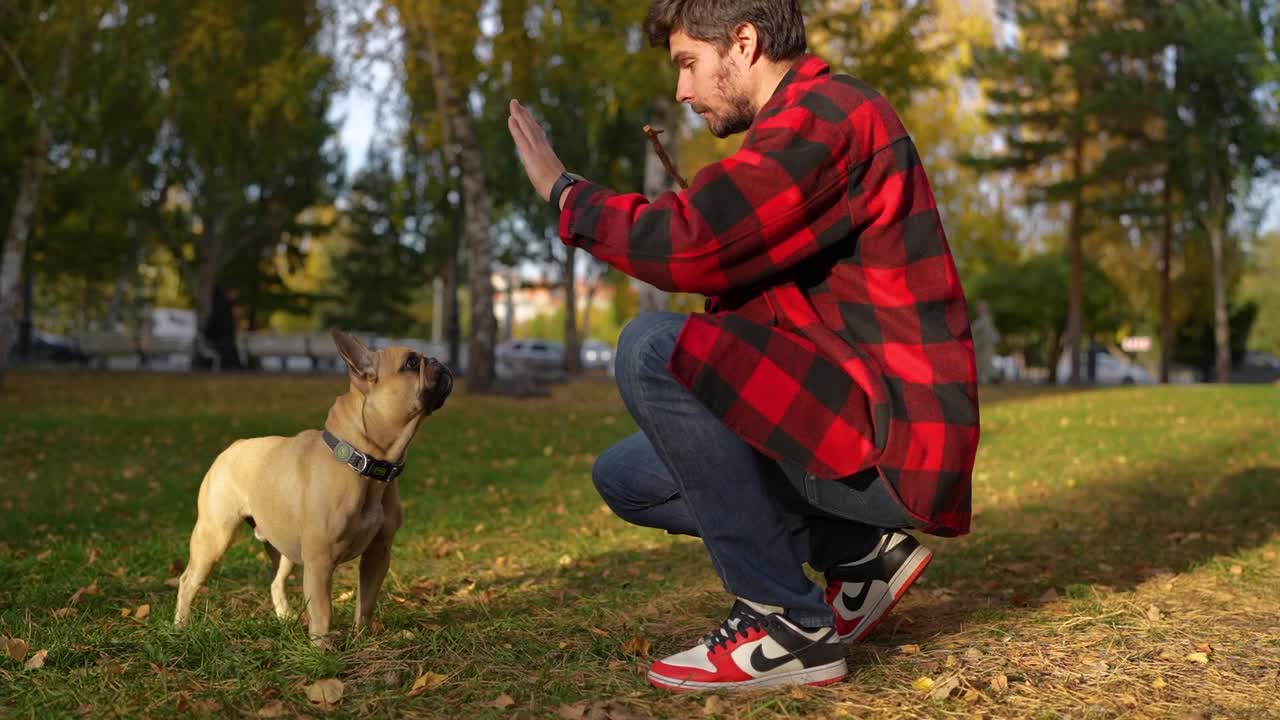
[[642, 125, 688, 190]]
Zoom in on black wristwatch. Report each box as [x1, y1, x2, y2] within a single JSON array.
[[548, 172, 584, 209]]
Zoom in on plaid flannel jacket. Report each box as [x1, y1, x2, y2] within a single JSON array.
[[559, 54, 979, 536]]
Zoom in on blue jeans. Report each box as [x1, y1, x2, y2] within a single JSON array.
[[593, 312, 916, 628]]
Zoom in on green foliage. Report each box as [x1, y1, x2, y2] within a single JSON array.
[[970, 252, 1129, 367], [323, 151, 431, 336], [1241, 232, 1280, 355]]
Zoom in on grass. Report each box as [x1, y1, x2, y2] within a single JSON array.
[[1, 370, 1278, 719]]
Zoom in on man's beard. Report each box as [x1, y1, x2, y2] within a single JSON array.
[[698, 60, 755, 138]]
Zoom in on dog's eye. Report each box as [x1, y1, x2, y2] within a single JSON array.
[[404, 355, 420, 371]]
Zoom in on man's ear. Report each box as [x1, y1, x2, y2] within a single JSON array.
[[731, 21, 760, 64], [331, 329, 378, 393]]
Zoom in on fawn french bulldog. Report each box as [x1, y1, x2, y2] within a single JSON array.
[[173, 330, 452, 645]]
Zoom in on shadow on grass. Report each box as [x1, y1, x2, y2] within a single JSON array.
[[391, 456, 1280, 670]]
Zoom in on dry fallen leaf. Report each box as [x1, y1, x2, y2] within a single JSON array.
[[990, 674, 1009, 692], [963, 688, 981, 703], [407, 671, 448, 697], [256, 700, 286, 717], [304, 678, 345, 706], [51, 608, 76, 619], [1192, 642, 1213, 654], [68, 582, 99, 606], [588, 627, 610, 637], [1152, 676, 1168, 689], [963, 648, 983, 661], [898, 644, 922, 655], [558, 703, 588, 720], [24, 649, 49, 670], [489, 693, 516, 709], [36, 549, 52, 561], [1185, 652, 1210, 665], [1039, 587, 1060, 603], [929, 675, 961, 700], [913, 676, 936, 692], [134, 604, 151, 621], [1229, 564, 1243, 576], [6, 637, 30, 662], [335, 590, 354, 603], [621, 636, 650, 658], [1146, 605, 1163, 622], [703, 695, 728, 715]]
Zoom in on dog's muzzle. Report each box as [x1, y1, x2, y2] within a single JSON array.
[[423, 359, 453, 413]]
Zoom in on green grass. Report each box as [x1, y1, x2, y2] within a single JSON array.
[[1, 371, 1278, 719]]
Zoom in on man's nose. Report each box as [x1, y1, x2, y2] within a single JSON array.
[[675, 74, 693, 104]]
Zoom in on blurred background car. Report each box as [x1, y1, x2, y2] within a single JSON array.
[[1056, 346, 1152, 384]]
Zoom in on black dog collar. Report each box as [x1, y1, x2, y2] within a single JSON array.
[[322, 430, 404, 483]]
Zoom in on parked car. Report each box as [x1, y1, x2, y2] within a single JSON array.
[[1056, 348, 1152, 384], [581, 339, 614, 370], [1234, 351, 1280, 384], [8, 330, 87, 365], [495, 338, 566, 382], [1242, 351, 1280, 371]]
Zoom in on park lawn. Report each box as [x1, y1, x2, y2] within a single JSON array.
[[1, 370, 1278, 719]]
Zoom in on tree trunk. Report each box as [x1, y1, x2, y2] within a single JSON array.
[[445, 204, 461, 372], [562, 245, 582, 374], [0, 130, 51, 392], [635, 99, 679, 314], [1159, 169, 1173, 384], [581, 269, 600, 344], [1207, 173, 1230, 383], [1065, 132, 1086, 385], [107, 224, 146, 330], [502, 268, 515, 342], [1046, 328, 1065, 385], [0, 21, 76, 392], [18, 257, 33, 360], [420, 28, 496, 392], [193, 208, 226, 357]]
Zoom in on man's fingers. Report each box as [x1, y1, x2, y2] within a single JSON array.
[[512, 100, 547, 146]]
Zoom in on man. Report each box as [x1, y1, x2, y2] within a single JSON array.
[[971, 300, 1001, 383], [508, 0, 979, 692]]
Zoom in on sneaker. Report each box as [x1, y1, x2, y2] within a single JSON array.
[[824, 530, 932, 642], [646, 598, 848, 692]]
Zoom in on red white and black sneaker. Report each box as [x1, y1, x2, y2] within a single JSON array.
[[646, 598, 848, 692], [824, 530, 932, 642]]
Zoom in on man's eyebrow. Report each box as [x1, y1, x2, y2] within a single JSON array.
[[671, 51, 694, 66]]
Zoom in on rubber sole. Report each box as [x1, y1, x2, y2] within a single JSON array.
[[840, 544, 933, 643], [647, 659, 848, 693]]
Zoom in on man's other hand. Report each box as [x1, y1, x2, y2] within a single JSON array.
[[508, 99, 568, 207]]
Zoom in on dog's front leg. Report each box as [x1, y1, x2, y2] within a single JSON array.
[[302, 547, 337, 648], [355, 538, 391, 632]]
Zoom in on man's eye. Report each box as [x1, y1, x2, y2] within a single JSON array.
[[405, 355, 420, 371]]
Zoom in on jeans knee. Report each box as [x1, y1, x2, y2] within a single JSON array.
[[591, 448, 624, 510], [615, 312, 683, 402]]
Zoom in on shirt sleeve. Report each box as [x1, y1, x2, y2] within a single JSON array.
[[558, 101, 859, 296]]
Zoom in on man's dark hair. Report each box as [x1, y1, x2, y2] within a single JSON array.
[[644, 0, 807, 60]]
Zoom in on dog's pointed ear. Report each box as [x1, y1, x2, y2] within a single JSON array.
[[332, 329, 377, 392]]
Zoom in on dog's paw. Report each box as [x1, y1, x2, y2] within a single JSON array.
[[310, 634, 336, 651]]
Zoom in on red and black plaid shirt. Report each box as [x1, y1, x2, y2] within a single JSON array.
[[559, 54, 979, 536]]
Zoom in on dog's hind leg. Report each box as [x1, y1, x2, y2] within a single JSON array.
[[264, 542, 294, 619], [174, 472, 242, 627]]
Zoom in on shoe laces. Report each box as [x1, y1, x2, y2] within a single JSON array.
[[703, 601, 766, 651]]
